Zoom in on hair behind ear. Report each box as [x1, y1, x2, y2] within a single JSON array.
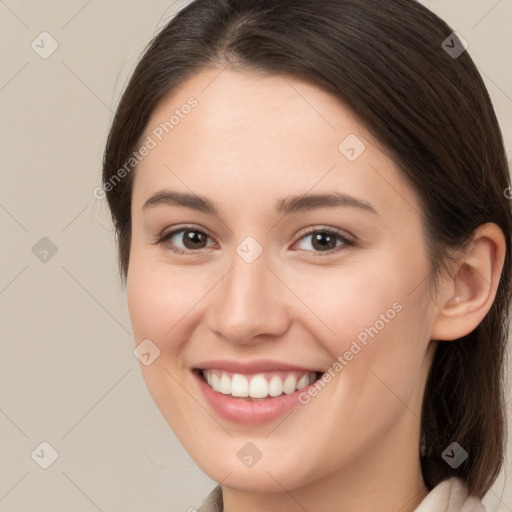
[[420, 307, 508, 498]]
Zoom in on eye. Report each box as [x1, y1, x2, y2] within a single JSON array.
[[154, 226, 217, 255], [154, 225, 355, 256], [292, 227, 355, 256]]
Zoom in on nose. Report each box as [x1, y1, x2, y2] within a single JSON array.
[[206, 249, 293, 346]]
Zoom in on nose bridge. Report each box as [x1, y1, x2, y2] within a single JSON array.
[[207, 244, 290, 344]]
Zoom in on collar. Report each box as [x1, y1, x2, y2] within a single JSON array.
[[197, 477, 486, 512]]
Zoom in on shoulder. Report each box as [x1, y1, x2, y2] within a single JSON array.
[[197, 485, 223, 512], [414, 477, 486, 512]]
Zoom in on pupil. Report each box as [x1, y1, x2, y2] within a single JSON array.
[[313, 232, 335, 251], [185, 230, 206, 249]]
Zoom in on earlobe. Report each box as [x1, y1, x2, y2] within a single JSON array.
[[430, 223, 506, 341]]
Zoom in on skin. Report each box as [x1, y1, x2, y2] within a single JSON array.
[[126, 68, 505, 512]]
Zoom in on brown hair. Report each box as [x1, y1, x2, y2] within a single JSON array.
[[102, 0, 512, 498]]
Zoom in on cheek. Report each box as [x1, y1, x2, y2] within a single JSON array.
[[289, 257, 411, 356], [126, 261, 199, 420], [296, 251, 432, 411], [126, 255, 223, 405], [324, 287, 431, 437], [127, 254, 209, 342]]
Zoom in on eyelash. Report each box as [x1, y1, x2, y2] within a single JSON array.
[[153, 225, 356, 257]]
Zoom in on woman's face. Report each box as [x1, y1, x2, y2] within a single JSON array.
[[127, 69, 439, 492]]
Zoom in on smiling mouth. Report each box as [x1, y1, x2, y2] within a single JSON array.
[[194, 369, 323, 401]]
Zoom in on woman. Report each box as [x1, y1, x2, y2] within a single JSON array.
[[102, 0, 512, 510]]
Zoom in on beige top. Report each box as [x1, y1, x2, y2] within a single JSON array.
[[197, 477, 486, 512]]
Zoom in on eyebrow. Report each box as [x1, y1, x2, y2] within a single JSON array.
[[142, 190, 379, 216]]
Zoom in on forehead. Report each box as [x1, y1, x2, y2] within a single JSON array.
[[132, 68, 419, 220]]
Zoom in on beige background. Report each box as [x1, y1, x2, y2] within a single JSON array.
[[0, 1, 511, 510]]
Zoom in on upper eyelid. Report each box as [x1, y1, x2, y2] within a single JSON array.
[[295, 225, 352, 240]]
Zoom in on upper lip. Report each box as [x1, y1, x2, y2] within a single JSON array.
[[194, 359, 322, 374]]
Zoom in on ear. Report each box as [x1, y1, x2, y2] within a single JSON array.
[[430, 223, 506, 341]]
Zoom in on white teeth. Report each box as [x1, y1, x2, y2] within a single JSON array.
[[296, 374, 310, 390], [249, 374, 268, 398], [220, 374, 231, 394], [231, 374, 249, 397], [283, 374, 297, 394], [202, 370, 318, 399], [268, 375, 283, 397], [211, 373, 221, 392]]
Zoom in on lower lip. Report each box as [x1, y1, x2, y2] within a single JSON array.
[[192, 370, 316, 425]]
